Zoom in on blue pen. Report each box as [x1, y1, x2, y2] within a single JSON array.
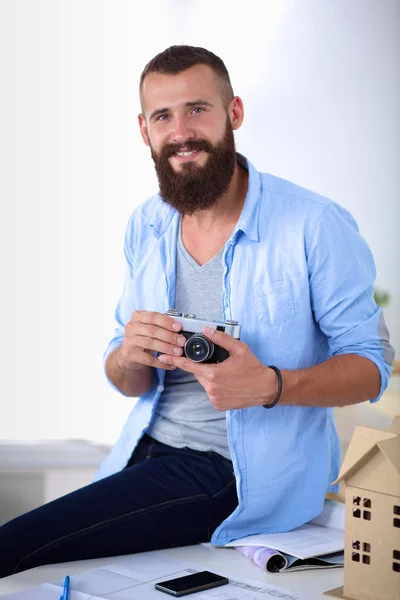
[[60, 575, 70, 600]]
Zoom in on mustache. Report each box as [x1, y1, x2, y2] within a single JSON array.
[[160, 139, 212, 160]]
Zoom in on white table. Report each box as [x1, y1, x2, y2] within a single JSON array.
[[0, 543, 344, 599]]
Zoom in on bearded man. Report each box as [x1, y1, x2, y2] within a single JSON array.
[[0, 45, 394, 577]]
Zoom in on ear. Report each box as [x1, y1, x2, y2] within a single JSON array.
[[138, 114, 150, 147], [229, 96, 244, 131]]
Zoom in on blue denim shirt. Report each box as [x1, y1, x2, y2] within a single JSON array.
[[95, 154, 394, 544]]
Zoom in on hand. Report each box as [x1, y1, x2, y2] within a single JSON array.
[[118, 310, 186, 372], [158, 327, 278, 409]]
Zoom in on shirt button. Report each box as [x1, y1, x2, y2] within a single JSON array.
[[157, 385, 164, 392]]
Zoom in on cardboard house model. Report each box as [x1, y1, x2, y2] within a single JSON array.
[[325, 415, 400, 600]]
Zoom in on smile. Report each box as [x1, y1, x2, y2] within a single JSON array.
[[176, 151, 197, 157], [172, 149, 203, 162]]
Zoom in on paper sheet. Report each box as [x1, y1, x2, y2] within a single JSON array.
[[1, 553, 308, 600], [223, 501, 345, 560], [224, 523, 344, 559]]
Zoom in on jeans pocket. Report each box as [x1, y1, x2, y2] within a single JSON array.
[[220, 458, 235, 475]]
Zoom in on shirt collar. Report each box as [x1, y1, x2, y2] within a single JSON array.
[[149, 153, 262, 242], [234, 153, 261, 242]]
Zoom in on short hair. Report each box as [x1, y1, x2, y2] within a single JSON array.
[[139, 45, 234, 111]]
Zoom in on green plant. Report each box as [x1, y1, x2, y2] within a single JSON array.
[[374, 286, 391, 308]]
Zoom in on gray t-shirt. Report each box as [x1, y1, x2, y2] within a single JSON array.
[[147, 218, 230, 460]]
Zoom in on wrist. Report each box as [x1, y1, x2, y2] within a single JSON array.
[[263, 365, 283, 409], [262, 366, 278, 406], [115, 347, 145, 375]]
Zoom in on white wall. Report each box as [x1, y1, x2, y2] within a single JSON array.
[[0, 0, 398, 445]]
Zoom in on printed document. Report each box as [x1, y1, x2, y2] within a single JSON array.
[[223, 499, 345, 560], [2, 553, 308, 600]]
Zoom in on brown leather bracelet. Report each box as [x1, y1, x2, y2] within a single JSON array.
[[263, 365, 283, 408]]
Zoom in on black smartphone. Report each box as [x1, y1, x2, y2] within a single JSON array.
[[154, 570, 229, 596]]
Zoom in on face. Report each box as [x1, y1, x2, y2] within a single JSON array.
[[138, 64, 244, 215]]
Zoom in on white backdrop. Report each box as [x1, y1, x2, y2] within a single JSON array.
[[0, 0, 399, 444]]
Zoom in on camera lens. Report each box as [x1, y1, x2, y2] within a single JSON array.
[[184, 334, 214, 362]]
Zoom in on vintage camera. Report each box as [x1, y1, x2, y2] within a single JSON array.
[[165, 308, 241, 363]]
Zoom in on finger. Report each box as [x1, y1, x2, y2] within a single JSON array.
[[132, 310, 183, 332], [124, 347, 176, 371], [158, 354, 210, 376], [139, 336, 184, 357], [203, 326, 242, 353], [124, 334, 184, 359], [195, 376, 207, 391], [132, 321, 186, 349]]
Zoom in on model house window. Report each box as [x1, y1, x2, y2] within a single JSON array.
[[394, 506, 400, 529], [393, 550, 400, 573], [362, 542, 371, 564], [353, 496, 361, 518], [363, 497, 371, 520], [394, 506, 400, 528], [353, 496, 371, 520], [352, 540, 371, 565]]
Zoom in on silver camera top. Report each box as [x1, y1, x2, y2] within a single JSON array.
[[166, 308, 241, 339]]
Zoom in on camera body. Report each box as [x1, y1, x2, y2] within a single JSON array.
[[165, 308, 241, 363]]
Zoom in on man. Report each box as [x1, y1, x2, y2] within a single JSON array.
[[0, 45, 394, 577]]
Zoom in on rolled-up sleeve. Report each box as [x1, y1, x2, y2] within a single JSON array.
[[103, 214, 138, 388], [307, 203, 395, 402]]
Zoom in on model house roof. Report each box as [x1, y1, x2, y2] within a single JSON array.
[[332, 416, 400, 486]]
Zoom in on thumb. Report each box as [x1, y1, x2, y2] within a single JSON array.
[[204, 326, 241, 353]]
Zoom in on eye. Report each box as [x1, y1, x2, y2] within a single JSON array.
[[191, 107, 205, 115], [156, 114, 169, 122]]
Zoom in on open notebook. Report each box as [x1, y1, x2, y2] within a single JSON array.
[[222, 499, 345, 573]]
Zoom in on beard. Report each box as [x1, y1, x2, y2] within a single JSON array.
[[150, 117, 237, 216]]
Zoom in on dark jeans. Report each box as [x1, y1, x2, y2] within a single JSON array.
[[0, 435, 238, 578]]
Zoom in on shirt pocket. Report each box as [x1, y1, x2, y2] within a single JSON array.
[[253, 278, 295, 326]]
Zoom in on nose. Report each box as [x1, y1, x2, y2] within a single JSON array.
[[171, 114, 196, 143]]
